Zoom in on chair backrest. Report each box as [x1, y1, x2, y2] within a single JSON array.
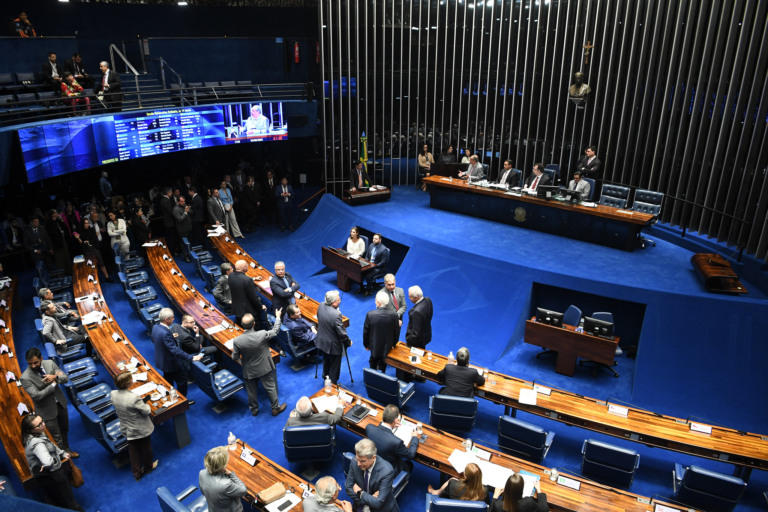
[[15, 92, 37, 104], [599, 195, 627, 208], [563, 304, 582, 328], [425, 493, 488, 512], [634, 188, 663, 206], [498, 416, 551, 462], [581, 439, 639, 488], [542, 168, 556, 183], [363, 368, 400, 404], [544, 163, 560, 175], [630, 200, 661, 215], [677, 464, 746, 511], [15, 72, 35, 83], [592, 312, 613, 323], [582, 177, 596, 200], [190, 361, 216, 400], [429, 395, 478, 435], [601, 184, 630, 200], [283, 424, 335, 462]]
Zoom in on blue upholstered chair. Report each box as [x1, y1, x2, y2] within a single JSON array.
[[190, 360, 244, 404], [342, 452, 409, 499], [581, 439, 639, 488], [191, 251, 221, 285], [276, 323, 317, 363], [61, 357, 99, 404], [76, 383, 116, 421], [156, 485, 209, 512], [542, 168, 556, 184], [75, 402, 127, 455], [113, 246, 145, 272], [582, 177, 596, 200], [125, 286, 159, 310], [599, 184, 631, 208], [425, 493, 488, 512], [36, 261, 72, 293], [283, 424, 335, 480], [44, 341, 86, 367], [672, 463, 746, 512], [182, 237, 214, 264], [631, 188, 664, 248], [363, 368, 415, 409], [497, 416, 555, 463], [429, 395, 478, 436]]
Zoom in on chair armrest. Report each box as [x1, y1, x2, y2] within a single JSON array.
[[175, 485, 199, 501], [672, 463, 685, 492]]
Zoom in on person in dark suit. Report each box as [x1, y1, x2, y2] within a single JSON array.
[[231, 311, 287, 417], [187, 186, 206, 248], [365, 404, 420, 475], [173, 196, 192, 260], [239, 175, 261, 232], [94, 60, 123, 112], [381, 273, 406, 340], [199, 446, 248, 512], [111, 371, 157, 481], [171, 314, 219, 378], [497, 159, 520, 188], [285, 395, 343, 427], [213, 262, 233, 311], [41, 51, 63, 91], [363, 291, 399, 371], [262, 170, 278, 225], [283, 304, 317, 347], [490, 473, 548, 512], [269, 260, 300, 313], [23, 216, 53, 267], [207, 188, 227, 227], [437, 347, 485, 398], [523, 163, 549, 193], [350, 160, 373, 191], [151, 308, 203, 403], [345, 439, 399, 512], [361, 233, 389, 296], [63, 53, 92, 88], [405, 285, 432, 349], [228, 260, 267, 326], [20, 348, 77, 457], [158, 186, 179, 256], [576, 145, 601, 179], [316, 290, 352, 384], [275, 176, 295, 231]]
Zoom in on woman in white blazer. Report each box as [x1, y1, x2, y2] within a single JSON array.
[[106, 210, 130, 256]]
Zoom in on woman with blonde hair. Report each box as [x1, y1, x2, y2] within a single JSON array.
[[428, 462, 489, 502]]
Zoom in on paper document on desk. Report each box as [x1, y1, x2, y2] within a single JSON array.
[[519, 388, 537, 406], [81, 311, 107, 325], [393, 421, 416, 445], [206, 324, 226, 336], [142, 242, 158, 247], [131, 382, 158, 396], [447, 449, 514, 489], [265, 493, 300, 512], [132, 372, 148, 382], [224, 339, 234, 351], [311, 395, 339, 413]]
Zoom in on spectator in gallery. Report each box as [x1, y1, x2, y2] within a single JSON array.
[[64, 53, 92, 88], [461, 148, 472, 164], [60, 73, 91, 115], [99, 171, 113, 204], [94, 61, 123, 112], [275, 176, 294, 232], [23, 216, 54, 268], [42, 52, 63, 92], [12, 12, 37, 37], [439, 145, 456, 164]]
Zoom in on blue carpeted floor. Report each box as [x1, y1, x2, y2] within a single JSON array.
[[3, 185, 767, 511]]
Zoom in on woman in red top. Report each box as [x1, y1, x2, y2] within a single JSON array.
[[61, 72, 91, 114]]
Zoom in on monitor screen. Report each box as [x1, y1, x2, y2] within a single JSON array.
[[18, 101, 288, 183], [583, 316, 614, 339], [537, 184, 560, 199], [536, 307, 564, 328]]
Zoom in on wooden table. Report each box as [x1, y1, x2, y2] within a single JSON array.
[[72, 261, 192, 447], [385, 342, 768, 476], [209, 233, 349, 327], [309, 385, 695, 512], [423, 175, 654, 251], [321, 246, 374, 292], [226, 439, 343, 511], [690, 253, 748, 294], [523, 319, 618, 377], [0, 278, 40, 487], [144, 240, 279, 365], [343, 187, 391, 206]]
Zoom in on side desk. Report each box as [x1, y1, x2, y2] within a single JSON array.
[[72, 261, 192, 447], [385, 342, 768, 476], [321, 246, 374, 292], [343, 187, 391, 206], [209, 233, 349, 327], [0, 278, 39, 487], [309, 386, 695, 512], [523, 319, 618, 377]]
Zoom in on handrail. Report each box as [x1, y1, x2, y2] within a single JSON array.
[[157, 56, 183, 90], [108, 43, 142, 108]]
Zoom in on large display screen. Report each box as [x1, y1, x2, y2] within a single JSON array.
[[19, 101, 288, 183]]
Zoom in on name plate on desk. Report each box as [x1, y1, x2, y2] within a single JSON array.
[[170, 268, 179, 275], [409, 347, 425, 357], [690, 422, 712, 435], [235, 249, 242, 255], [239, 448, 257, 466], [163, 254, 170, 261], [608, 404, 629, 417], [556, 475, 581, 491], [250, 262, 257, 268], [533, 384, 551, 396]]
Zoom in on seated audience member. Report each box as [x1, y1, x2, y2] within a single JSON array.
[[283, 304, 317, 347], [365, 404, 420, 474], [361, 233, 389, 296], [497, 159, 520, 188], [437, 347, 485, 398], [13, 12, 37, 37], [4, 215, 24, 250], [198, 446, 248, 512], [60, 72, 91, 114], [346, 226, 365, 258], [567, 169, 591, 199], [439, 145, 456, 164], [63, 53, 91, 88], [458, 155, 485, 180], [490, 474, 548, 512], [522, 163, 549, 194], [303, 476, 353, 512], [285, 395, 343, 427], [171, 314, 219, 379], [38, 288, 79, 322], [213, 262, 233, 310], [42, 52, 63, 92], [40, 301, 90, 356], [59, 202, 81, 245], [460, 148, 472, 164], [418, 144, 435, 191], [429, 463, 489, 502]]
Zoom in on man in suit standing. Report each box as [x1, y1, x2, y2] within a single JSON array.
[[316, 290, 352, 384], [365, 404, 420, 475], [23, 216, 53, 268], [239, 175, 261, 232], [436, 347, 485, 398], [363, 291, 399, 372], [567, 170, 591, 200], [231, 311, 287, 417], [94, 60, 122, 112], [497, 159, 520, 188], [152, 308, 203, 404], [361, 233, 389, 296], [207, 188, 227, 227], [345, 439, 399, 512], [349, 160, 373, 191], [173, 196, 192, 261], [381, 274, 406, 340], [405, 286, 432, 349], [159, 186, 179, 256], [228, 260, 267, 327], [275, 176, 295, 232], [523, 163, 549, 194], [269, 260, 300, 313], [576, 145, 601, 179], [187, 186, 206, 248], [21, 347, 78, 457], [213, 262, 233, 311], [285, 396, 343, 427], [262, 170, 278, 225]]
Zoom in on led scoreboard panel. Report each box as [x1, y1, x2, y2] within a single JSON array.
[[18, 101, 287, 183]]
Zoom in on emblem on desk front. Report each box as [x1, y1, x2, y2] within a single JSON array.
[[514, 207, 527, 223]]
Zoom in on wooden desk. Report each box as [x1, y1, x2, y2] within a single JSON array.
[[385, 342, 768, 474], [209, 233, 349, 327], [309, 385, 695, 512], [690, 253, 748, 294], [343, 187, 391, 206], [0, 278, 39, 487], [144, 240, 279, 364], [423, 176, 654, 251], [72, 262, 192, 447], [226, 439, 343, 511], [321, 246, 374, 292], [523, 319, 618, 377]]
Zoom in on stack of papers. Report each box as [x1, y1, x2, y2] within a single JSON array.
[[81, 311, 107, 325], [311, 395, 340, 413], [131, 382, 158, 396]]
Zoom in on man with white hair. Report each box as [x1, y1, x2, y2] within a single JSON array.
[[94, 60, 122, 112], [363, 290, 399, 372], [303, 476, 353, 512], [316, 290, 352, 384], [405, 286, 432, 349], [345, 439, 398, 512], [285, 396, 343, 427], [151, 308, 203, 404]]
